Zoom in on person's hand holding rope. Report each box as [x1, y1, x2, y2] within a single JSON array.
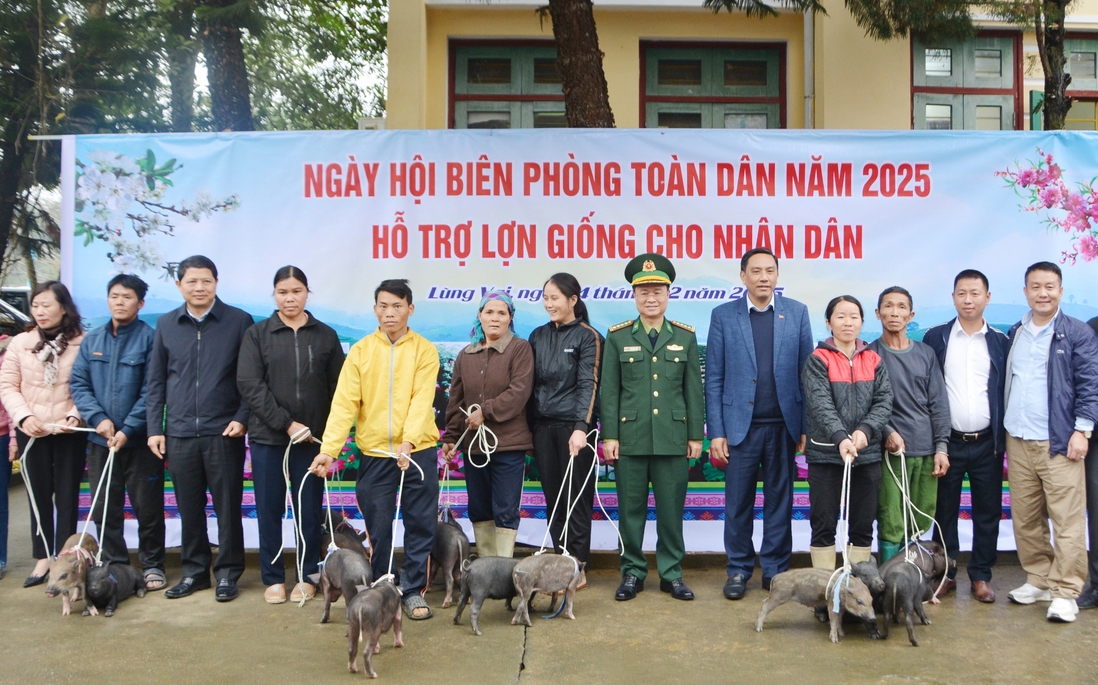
[[309, 453, 334, 478], [567, 429, 587, 457], [838, 437, 858, 464], [396, 441, 414, 472], [851, 429, 869, 451], [440, 442, 457, 464]]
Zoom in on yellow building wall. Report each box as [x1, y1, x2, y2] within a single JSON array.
[[393, 4, 927, 132]]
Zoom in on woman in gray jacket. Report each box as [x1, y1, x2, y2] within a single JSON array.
[[801, 295, 892, 572], [237, 266, 345, 604]]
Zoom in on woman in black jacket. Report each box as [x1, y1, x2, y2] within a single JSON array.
[[237, 266, 345, 604], [528, 273, 603, 565], [801, 295, 892, 571]]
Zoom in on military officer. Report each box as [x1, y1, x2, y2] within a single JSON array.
[[601, 253, 704, 602]]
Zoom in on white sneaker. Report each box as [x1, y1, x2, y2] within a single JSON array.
[[1008, 583, 1053, 605], [1047, 597, 1078, 622]]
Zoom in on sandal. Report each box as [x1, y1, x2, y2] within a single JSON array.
[[144, 569, 167, 592], [403, 594, 433, 620]]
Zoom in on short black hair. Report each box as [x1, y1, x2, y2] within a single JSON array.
[[273, 265, 309, 290], [740, 248, 778, 273], [825, 295, 863, 321], [877, 285, 912, 310], [176, 255, 218, 281], [107, 274, 149, 301], [375, 279, 413, 304], [953, 269, 989, 291], [1025, 261, 1062, 285]]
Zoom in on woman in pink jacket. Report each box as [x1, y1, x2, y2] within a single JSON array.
[[0, 281, 86, 587]]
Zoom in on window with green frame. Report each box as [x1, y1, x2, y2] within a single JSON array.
[[452, 44, 566, 129], [912, 35, 1018, 130], [641, 44, 784, 129]]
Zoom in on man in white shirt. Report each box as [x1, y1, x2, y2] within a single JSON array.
[[923, 270, 1009, 603], [1002, 262, 1098, 623]]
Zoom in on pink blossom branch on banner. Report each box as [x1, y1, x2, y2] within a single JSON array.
[[997, 148, 1098, 265]]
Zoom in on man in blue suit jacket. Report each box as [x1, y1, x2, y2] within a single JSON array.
[[706, 248, 814, 599]]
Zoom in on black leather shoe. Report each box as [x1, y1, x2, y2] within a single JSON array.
[[23, 572, 48, 588], [1078, 586, 1098, 610], [164, 576, 211, 599], [660, 578, 695, 600], [615, 574, 644, 601], [761, 576, 772, 592], [723, 574, 747, 600], [215, 578, 239, 602]]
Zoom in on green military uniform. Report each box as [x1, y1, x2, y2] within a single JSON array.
[[601, 254, 704, 583]]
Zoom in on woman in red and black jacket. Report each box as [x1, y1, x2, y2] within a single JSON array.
[[801, 295, 893, 571]]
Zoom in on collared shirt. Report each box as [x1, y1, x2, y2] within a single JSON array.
[[748, 295, 775, 312], [187, 305, 212, 323], [1004, 310, 1055, 440], [944, 319, 992, 432]]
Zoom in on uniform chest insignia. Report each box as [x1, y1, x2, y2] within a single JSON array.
[[667, 344, 683, 351], [623, 346, 642, 352]]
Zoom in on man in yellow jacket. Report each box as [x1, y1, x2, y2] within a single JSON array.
[[310, 279, 440, 620]]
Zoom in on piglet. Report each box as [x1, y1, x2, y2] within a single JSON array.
[[347, 579, 404, 677], [880, 541, 952, 603], [323, 512, 371, 561], [849, 559, 886, 638], [755, 568, 877, 643], [83, 563, 145, 617], [453, 556, 521, 636], [881, 561, 932, 646], [511, 554, 585, 627], [45, 533, 99, 616], [309, 548, 373, 624], [429, 508, 470, 608]]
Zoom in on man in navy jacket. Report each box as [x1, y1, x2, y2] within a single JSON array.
[[70, 273, 164, 591], [923, 269, 1008, 603], [1003, 261, 1098, 623], [705, 248, 814, 599]]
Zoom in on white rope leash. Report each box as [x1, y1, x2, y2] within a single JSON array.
[[826, 454, 854, 614], [367, 449, 426, 578], [271, 427, 312, 567], [885, 450, 950, 600], [19, 424, 98, 558], [451, 404, 498, 469], [440, 463, 452, 509], [78, 446, 117, 564]]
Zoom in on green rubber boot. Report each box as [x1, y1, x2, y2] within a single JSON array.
[[879, 540, 903, 564]]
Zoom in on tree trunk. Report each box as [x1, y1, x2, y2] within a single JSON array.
[[546, 0, 615, 128], [166, 1, 198, 132], [1041, 0, 1071, 130], [197, 0, 254, 132]]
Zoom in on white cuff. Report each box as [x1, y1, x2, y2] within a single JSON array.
[[1074, 418, 1094, 432]]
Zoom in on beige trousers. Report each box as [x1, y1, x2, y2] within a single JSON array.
[[1006, 435, 1088, 599]]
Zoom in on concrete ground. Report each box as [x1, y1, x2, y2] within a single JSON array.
[[2, 481, 1098, 685]]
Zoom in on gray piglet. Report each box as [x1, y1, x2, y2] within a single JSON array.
[[430, 508, 470, 609], [452, 556, 521, 636], [511, 554, 585, 627], [346, 580, 404, 677], [755, 568, 877, 643], [309, 548, 373, 624], [83, 563, 146, 617], [881, 561, 932, 646]]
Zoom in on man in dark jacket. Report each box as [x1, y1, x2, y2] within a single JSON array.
[[70, 273, 165, 591], [1082, 316, 1098, 611], [1003, 261, 1098, 623], [147, 255, 254, 602], [924, 269, 1008, 603]]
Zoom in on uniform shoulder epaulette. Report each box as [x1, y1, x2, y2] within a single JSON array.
[[609, 320, 634, 333], [670, 320, 695, 333]]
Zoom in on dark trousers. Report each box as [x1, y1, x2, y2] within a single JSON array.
[[166, 435, 246, 582], [16, 430, 87, 559], [533, 423, 595, 563], [87, 441, 165, 572], [1086, 438, 1098, 586], [251, 441, 324, 585], [933, 434, 1003, 582], [356, 448, 439, 595], [0, 435, 10, 566], [464, 449, 525, 529], [807, 461, 881, 548], [724, 424, 795, 580]]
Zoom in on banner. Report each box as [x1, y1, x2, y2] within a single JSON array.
[[62, 130, 1098, 553]]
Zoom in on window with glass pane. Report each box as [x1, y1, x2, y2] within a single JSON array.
[[725, 113, 768, 129], [975, 105, 1001, 130], [467, 112, 511, 129], [974, 49, 1001, 78], [658, 60, 703, 86], [925, 49, 952, 77], [925, 104, 952, 130], [533, 112, 567, 128], [658, 112, 702, 128], [1070, 52, 1097, 79], [1066, 100, 1098, 130], [724, 61, 768, 87], [468, 59, 511, 85], [533, 58, 562, 84]]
